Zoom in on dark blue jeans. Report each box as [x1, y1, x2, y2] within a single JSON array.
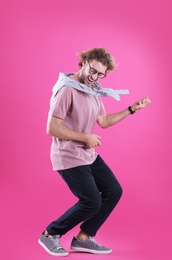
[[46, 155, 122, 237]]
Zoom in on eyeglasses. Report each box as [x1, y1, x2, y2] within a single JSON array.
[[87, 61, 106, 79]]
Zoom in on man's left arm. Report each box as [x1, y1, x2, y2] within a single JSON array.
[[97, 97, 151, 128]]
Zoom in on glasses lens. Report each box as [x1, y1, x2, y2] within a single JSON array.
[[98, 73, 106, 79], [90, 68, 97, 74]]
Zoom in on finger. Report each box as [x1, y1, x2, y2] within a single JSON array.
[[143, 98, 151, 105], [95, 139, 102, 146], [146, 97, 151, 103], [143, 97, 151, 103]]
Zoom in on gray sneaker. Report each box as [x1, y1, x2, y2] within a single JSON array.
[[38, 233, 68, 256], [70, 237, 112, 254]]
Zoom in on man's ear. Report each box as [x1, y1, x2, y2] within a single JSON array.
[[82, 60, 87, 66]]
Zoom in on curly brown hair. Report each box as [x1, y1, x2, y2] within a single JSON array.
[[77, 47, 116, 71]]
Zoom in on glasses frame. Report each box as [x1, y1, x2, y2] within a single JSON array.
[[87, 60, 106, 79]]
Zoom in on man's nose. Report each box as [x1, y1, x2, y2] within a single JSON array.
[[91, 73, 98, 81]]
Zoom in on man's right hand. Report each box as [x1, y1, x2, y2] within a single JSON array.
[[84, 134, 102, 149]]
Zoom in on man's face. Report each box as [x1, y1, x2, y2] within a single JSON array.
[[80, 60, 107, 87]]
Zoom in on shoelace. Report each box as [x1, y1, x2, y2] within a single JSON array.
[[50, 235, 63, 249], [89, 237, 102, 247]]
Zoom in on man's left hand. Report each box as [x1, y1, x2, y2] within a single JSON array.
[[131, 97, 151, 112]]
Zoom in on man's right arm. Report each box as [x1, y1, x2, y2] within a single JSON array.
[[46, 114, 101, 148]]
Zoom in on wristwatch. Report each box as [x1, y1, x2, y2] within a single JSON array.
[[128, 106, 135, 114]]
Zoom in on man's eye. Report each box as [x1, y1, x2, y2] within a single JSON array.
[[90, 69, 97, 74]]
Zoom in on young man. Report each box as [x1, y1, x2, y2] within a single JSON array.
[[38, 47, 150, 256]]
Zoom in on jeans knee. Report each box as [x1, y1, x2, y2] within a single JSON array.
[[79, 196, 101, 215], [103, 183, 123, 204], [111, 183, 123, 203], [117, 184, 123, 199]]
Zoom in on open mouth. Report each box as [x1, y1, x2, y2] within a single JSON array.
[[88, 76, 94, 84]]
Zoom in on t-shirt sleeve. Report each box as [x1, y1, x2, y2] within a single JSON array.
[[49, 86, 73, 119]]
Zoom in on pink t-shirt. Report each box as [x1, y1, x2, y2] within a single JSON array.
[[49, 85, 106, 170]]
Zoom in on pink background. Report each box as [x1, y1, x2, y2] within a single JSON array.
[[1, 0, 172, 259]]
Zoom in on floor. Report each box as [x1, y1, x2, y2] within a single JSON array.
[[1, 209, 171, 260]]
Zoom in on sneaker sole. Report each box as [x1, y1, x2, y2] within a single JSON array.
[[38, 239, 69, 256], [70, 246, 112, 255]]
